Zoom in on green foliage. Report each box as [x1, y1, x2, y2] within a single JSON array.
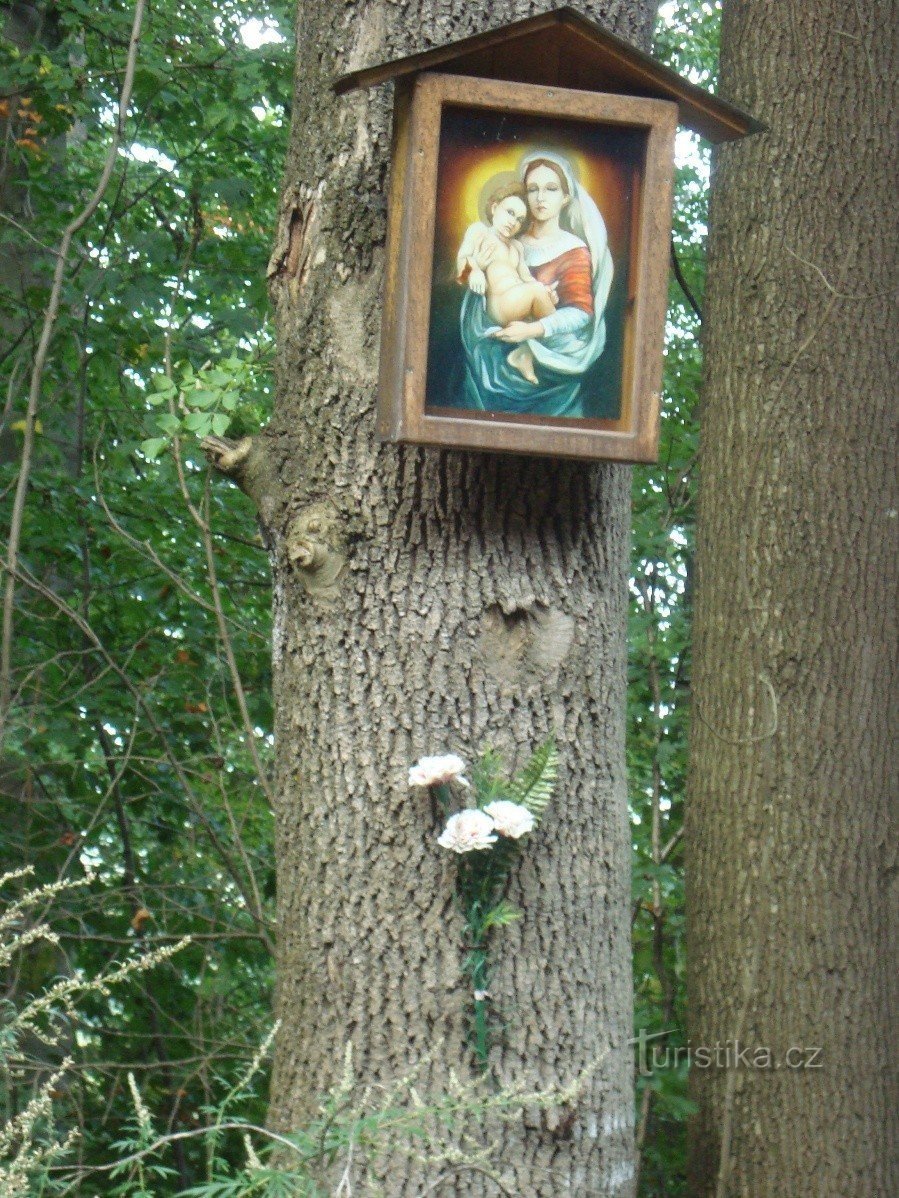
[[0, 0, 290, 1187], [142, 353, 270, 459], [508, 737, 558, 821], [0, 869, 190, 1194], [479, 899, 522, 931]]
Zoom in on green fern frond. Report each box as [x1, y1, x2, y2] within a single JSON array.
[[481, 901, 522, 931], [509, 738, 558, 824], [471, 748, 507, 807]]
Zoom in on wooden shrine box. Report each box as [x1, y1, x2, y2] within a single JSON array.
[[336, 7, 761, 463]]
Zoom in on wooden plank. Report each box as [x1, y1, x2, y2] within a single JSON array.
[[333, 6, 764, 144], [376, 80, 414, 441], [397, 74, 443, 444], [334, 10, 561, 95], [630, 105, 677, 461]]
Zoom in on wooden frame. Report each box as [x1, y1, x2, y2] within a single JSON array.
[[377, 72, 678, 462]]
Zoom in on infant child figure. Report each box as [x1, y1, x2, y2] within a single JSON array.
[[456, 183, 556, 384]]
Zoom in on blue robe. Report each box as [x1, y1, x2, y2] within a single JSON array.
[[459, 291, 586, 419]]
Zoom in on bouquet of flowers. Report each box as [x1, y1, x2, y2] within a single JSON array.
[[409, 741, 558, 1070]]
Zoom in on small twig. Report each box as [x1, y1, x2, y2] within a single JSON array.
[[0, 358, 25, 453], [660, 826, 683, 863], [633, 1083, 653, 1193], [92, 446, 223, 620], [785, 246, 897, 301], [421, 1162, 514, 1195], [207, 707, 268, 925], [53, 1121, 307, 1180], [671, 240, 703, 322], [0, 211, 68, 258], [172, 464, 274, 804], [159, 220, 273, 805], [333, 1129, 357, 1197]]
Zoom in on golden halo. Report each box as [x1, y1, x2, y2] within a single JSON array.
[[459, 146, 592, 229], [476, 171, 524, 222]]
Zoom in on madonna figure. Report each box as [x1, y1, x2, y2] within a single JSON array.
[[458, 150, 614, 418]]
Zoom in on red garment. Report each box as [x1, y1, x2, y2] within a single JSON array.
[[532, 247, 594, 317]]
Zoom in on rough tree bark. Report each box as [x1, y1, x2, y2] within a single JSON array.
[[208, 2, 658, 1193], [687, 1, 898, 1195]]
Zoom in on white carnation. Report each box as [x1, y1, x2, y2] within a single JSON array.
[[483, 800, 535, 840], [409, 754, 469, 788], [437, 809, 497, 854]]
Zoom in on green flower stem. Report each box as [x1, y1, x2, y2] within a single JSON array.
[[466, 921, 491, 1071], [473, 989, 489, 1069], [432, 782, 452, 815], [456, 855, 506, 1072]]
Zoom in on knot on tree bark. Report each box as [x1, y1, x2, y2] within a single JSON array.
[[201, 434, 284, 534], [202, 436, 349, 602], [480, 591, 574, 689], [284, 501, 346, 601]]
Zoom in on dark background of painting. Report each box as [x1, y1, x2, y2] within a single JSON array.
[[425, 105, 647, 422]]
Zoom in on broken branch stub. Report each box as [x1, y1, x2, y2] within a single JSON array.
[[200, 434, 284, 531]]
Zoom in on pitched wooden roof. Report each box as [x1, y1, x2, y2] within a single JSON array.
[[334, 6, 762, 143]]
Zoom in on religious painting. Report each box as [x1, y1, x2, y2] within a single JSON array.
[[376, 74, 678, 461], [427, 108, 643, 425]]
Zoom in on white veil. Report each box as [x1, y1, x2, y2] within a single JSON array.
[[519, 150, 614, 377]]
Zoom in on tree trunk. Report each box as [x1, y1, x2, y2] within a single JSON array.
[[250, 1, 657, 1193], [687, 2, 898, 1195]]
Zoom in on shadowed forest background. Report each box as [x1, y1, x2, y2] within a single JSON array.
[[0, 0, 715, 1191]]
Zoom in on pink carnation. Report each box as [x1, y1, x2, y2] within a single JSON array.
[[437, 809, 497, 854]]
